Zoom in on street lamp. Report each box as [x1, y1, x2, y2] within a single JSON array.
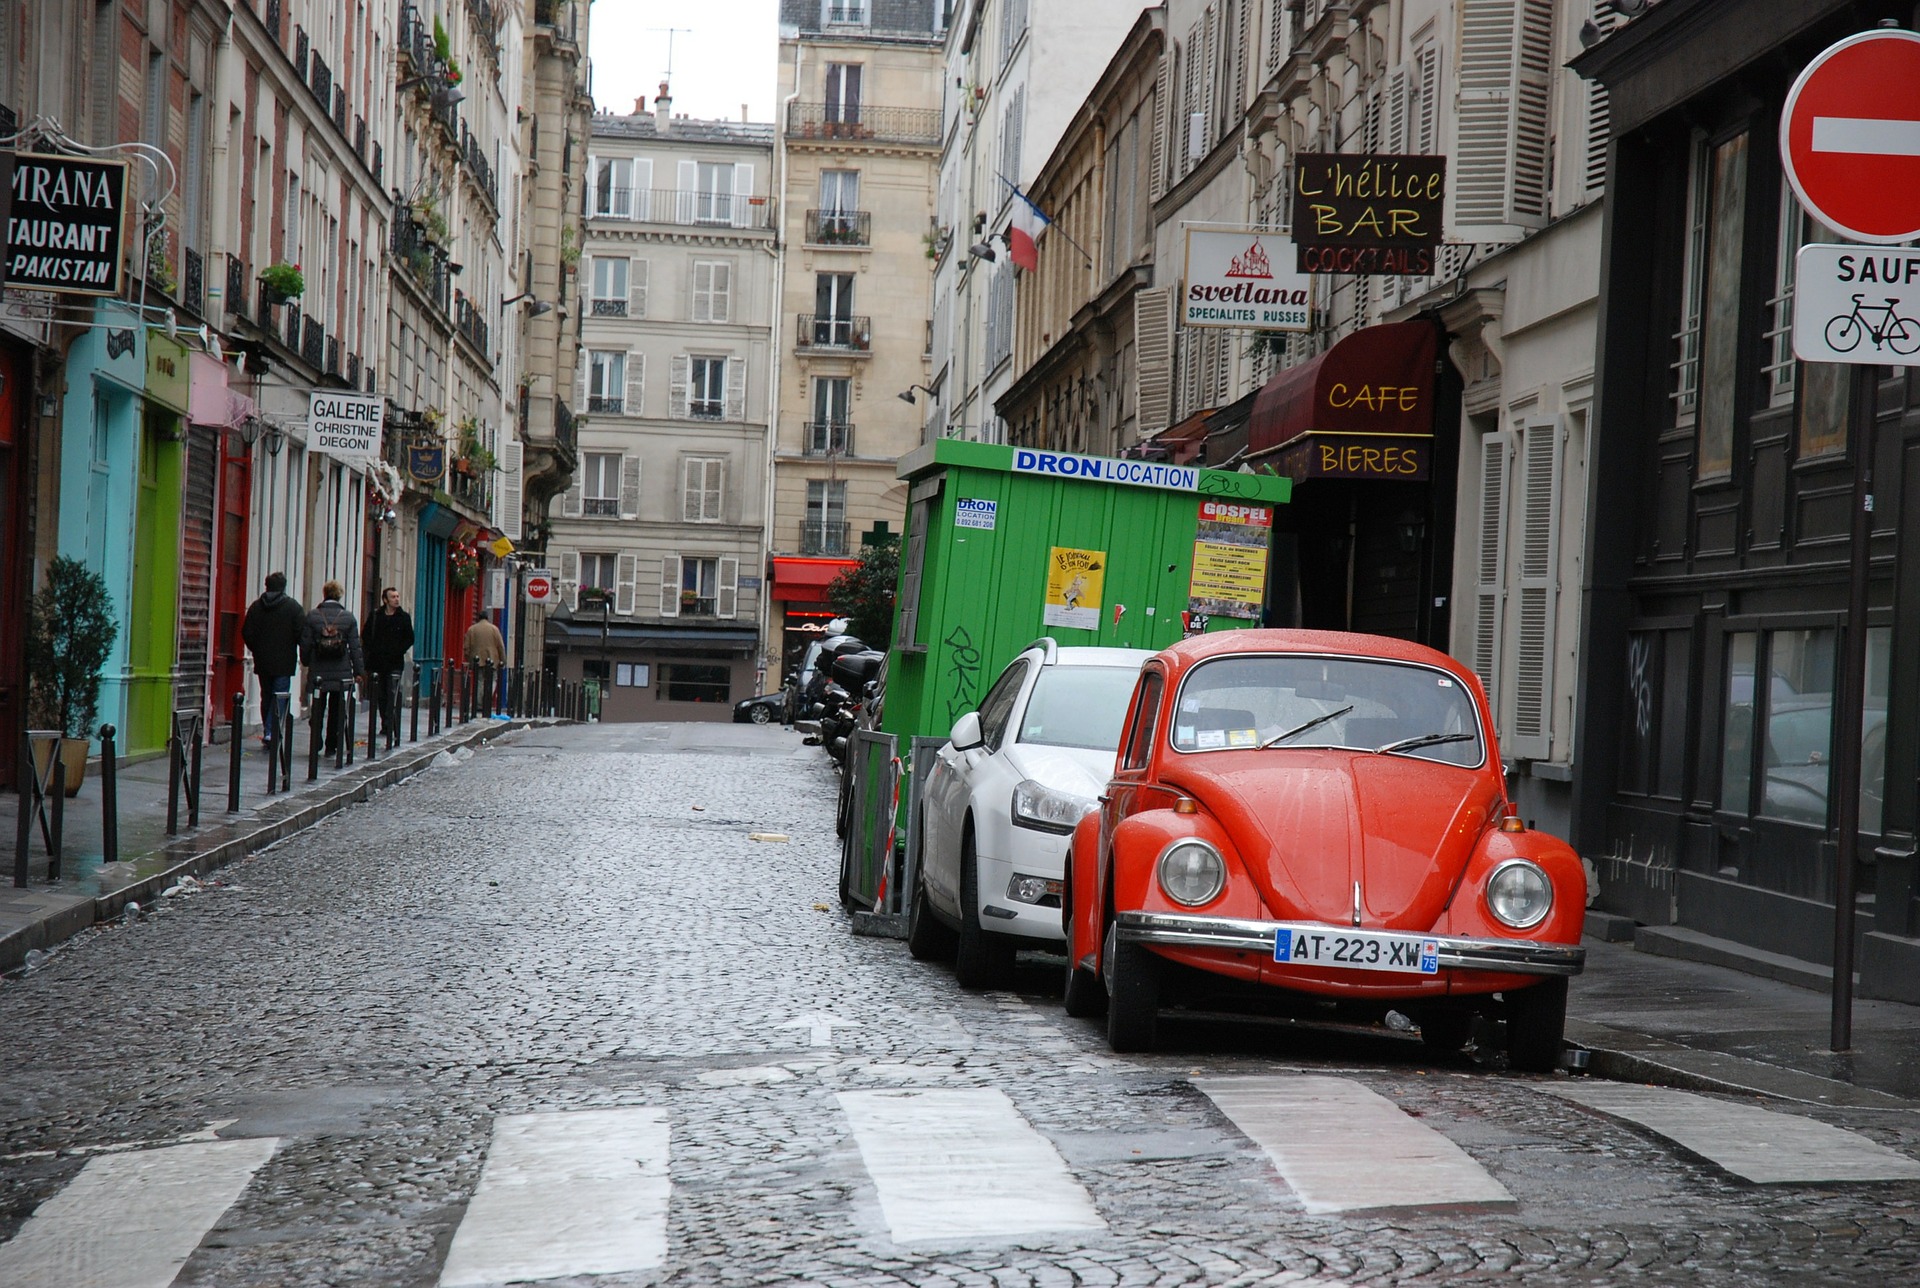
[[897, 384, 937, 405], [502, 291, 554, 317]]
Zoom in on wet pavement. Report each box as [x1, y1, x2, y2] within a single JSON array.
[[0, 721, 1916, 1286]]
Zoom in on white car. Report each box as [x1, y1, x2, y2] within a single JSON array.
[[908, 640, 1152, 987]]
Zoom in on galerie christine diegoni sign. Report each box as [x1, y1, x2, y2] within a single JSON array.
[[1290, 153, 1446, 276], [5, 152, 131, 296], [1182, 229, 1312, 331], [308, 390, 386, 463]]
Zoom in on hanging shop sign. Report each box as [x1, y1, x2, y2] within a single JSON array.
[[1290, 154, 1446, 276], [1042, 546, 1106, 630], [307, 389, 385, 464], [524, 570, 557, 604], [1181, 229, 1312, 331], [407, 439, 446, 483], [3, 152, 131, 296], [1188, 501, 1272, 621]]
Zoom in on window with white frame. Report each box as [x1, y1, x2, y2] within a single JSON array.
[[588, 350, 627, 414], [696, 162, 734, 224], [582, 451, 621, 517], [579, 551, 618, 598], [594, 157, 633, 217], [683, 456, 724, 522], [691, 260, 731, 323], [689, 356, 725, 419], [591, 257, 629, 316], [680, 556, 720, 616], [804, 479, 847, 554]]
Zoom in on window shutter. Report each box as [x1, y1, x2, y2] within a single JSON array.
[[682, 458, 701, 521], [576, 356, 589, 408], [625, 351, 645, 417], [1472, 433, 1510, 709], [1454, 0, 1554, 240], [1383, 66, 1409, 155], [669, 353, 689, 419], [1362, 83, 1382, 156], [725, 351, 745, 421], [1229, 0, 1248, 138], [1150, 46, 1171, 198], [619, 452, 641, 519], [658, 554, 681, 617], [676, 159, 697, 223], [562, 471, 583, 518], [1134, 286, 1174, 434], [499, 439, 523, 540], [615, 552, 637, 616], [558, 549, 579, 611], [1200, 6, 1218, 148], [630, 258, 648, 317], [1509, 418, 1563, 759], [732, 163, 754, 227], [707, 459, 724, 519], [691, 262, 710, 323], [717, 556, 738, 619], [1583, 3, 1615, 200], [632, 158, 652, 220], [712, 262, 732, 323], [1416, 43, 1440, 155], [587, 153, 599, 211]]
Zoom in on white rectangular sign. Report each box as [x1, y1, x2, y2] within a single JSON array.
[[1793, 243, 1920, 366], [955, 498, 997, 530], [307, 390, 386, 462], [1182, 228, 1312, 331], [1012, 448, 1198, 492]]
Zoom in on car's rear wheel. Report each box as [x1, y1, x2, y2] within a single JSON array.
[[834, 765, 853, 838], [1504, 978, 1568, 1073], [1416, 1007, 1473, 1054], [1060, 872, 1106, 1018], [905, 846, 955, 962], [953, 833, 1014, 990], [1103, 921, 1159, 1052], [749, 703, 773, 724]]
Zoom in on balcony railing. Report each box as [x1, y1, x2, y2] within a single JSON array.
[[302, 316, 325, 370], [589, 186, 772, 229], [690, 399, 723, 420], [182, 248, 204, 315], [555, 398, 577, 452], [455, 292, 489, 354], [583, 496, 618, 517], [786, 102, 940, 146], [392, 214, 451, 316], [590, 297, 627, 317], [226, 255, 248, 321], [587, 395, 623, 415], [285, 303, 301, 350], [799, 521, 851, 556], [796, 313, 872, 353], [805, 209, 870, 247], [824, 3, 869, 23], [309, 51, 332, 114], [803, 421, 854, 456], [461, 122, 498, 208]]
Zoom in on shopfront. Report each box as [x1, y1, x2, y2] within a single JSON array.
[[1244, 320, 1457, 647], [770, 555, 859, 684]]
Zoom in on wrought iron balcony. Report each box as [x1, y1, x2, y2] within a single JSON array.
[[302, 316, 325, 370], [182, 248, 204, 315], [587, 395, 624, 415], [796, 314, 871, 353], [786, 102, 940, 146], [798, 521, 851, 556], [589, 297, 627, 317], [803, 421, 854, 456], [805, 209, 870, 247], [589, 186, 772, 229], [226, 255, 248, 321]]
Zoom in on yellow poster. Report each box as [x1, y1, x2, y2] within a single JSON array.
[[1043, 546, 1105, 630], [1188, 501, 1272, 621]]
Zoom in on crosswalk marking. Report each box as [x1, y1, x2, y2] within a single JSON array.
[[1543, 1083, 1920, 1184], [837, 1088, 1107, 1243], [438, 1108, 670, 1287], [1195, 1076, 1513, 1214], [0, 1137, 277, 1288]]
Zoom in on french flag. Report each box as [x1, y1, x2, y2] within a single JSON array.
[[1007, 185, 1051, 272]]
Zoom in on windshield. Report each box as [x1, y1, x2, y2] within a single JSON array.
[[1018, 665, 1143, 751], [1170, 654, 1484, 767]]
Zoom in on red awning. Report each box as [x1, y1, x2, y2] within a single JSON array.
[[771, 555, 859, 604], [1247, 320, 1439, 460]]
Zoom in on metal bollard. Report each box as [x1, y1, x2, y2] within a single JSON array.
[[334, 686, 348, 769], [429, 668, 441, 736], [99, 725, 117, 866], [188, 717, 203, 827], [13, 732, 29, 888], [166, 720, 184, 836], [410, 668, 421, 743], [308, 693, 322, 781], [227, 693, 243, 813], [281, 706, 294, 784], [366, 679, 379, 761]]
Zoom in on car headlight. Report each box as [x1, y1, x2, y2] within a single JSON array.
[[1157, 839, 1226, 907], [1011, 779, 1097, 834], [1486, 859, 1553, 929]]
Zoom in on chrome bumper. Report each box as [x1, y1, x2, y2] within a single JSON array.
[[1115, 910, 1586, 977]]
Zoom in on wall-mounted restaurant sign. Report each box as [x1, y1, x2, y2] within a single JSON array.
[[1290, 153, 1446, 276], [3, 152, 132, 296]]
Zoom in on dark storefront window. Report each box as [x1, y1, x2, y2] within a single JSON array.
[[658, 662, 730, 703], [1620, 628, 1691, 800], [1696, 132, 1748, 479], [1797, 361, 1850, 460]]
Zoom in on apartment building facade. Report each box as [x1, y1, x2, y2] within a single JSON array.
[[543, 99, 775, 720]]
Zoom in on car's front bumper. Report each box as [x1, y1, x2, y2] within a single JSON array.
[[1116, 910, 1585, 977]]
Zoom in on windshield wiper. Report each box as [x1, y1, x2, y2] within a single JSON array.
[[1261, 704, 1354, 749], [1375, 732, 1475, 756]]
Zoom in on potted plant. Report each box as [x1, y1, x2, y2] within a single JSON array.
[[259, 261, 304, 305], [24, 556, 118, 797], [579, 585, 612, 608]]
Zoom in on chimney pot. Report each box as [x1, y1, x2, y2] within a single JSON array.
[[635, 96, 646, 114], [655, 80, 672, 133]]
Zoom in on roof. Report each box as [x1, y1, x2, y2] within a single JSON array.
[[1046, 645, 1156, 668], [589, 114, 776, 146], [1157, 629, 1469, 677]]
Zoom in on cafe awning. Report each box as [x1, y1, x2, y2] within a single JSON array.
[[1247, 320, 1439, 481], [770, 555, 859, 604]]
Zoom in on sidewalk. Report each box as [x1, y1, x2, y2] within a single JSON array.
[[1566, 935, 1920, 1106], [0, 708, 556, 972]]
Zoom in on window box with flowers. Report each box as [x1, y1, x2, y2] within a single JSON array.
[[259, 262, 304, 305], [579, 586, 613, 609]]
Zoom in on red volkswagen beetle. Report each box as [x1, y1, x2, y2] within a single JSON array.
[[1062, 630, 1586, 1068]]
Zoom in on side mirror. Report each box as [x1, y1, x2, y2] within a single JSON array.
[[949, 710, 984, 751]]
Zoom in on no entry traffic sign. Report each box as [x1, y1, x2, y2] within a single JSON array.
[[1780, 28, 1920, 243]]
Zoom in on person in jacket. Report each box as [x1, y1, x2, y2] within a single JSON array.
[[240, 572, 305, 750], [362, 586, 415, 749], [301, 580, 365, 757], [463, 612, 508, 716]]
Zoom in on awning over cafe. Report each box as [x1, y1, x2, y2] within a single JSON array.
[[770, 555, 859, 605], [1247, 320, 1438, 482]]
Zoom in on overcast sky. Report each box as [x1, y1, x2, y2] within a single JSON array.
[[589, 0, 781, 125]]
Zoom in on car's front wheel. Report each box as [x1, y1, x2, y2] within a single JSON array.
[[1060, 872, 1105, 1017], [1504, 978, 1568, 1073], [749, 703, 772, 724], [1103, 921, 1159, 1052], [953, 833, 1014, 990]]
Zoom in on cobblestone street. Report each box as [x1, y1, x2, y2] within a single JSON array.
[[2, 723, 1918, 1286]]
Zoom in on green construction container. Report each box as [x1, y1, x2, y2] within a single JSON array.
[[881, 439, 1291, 745]]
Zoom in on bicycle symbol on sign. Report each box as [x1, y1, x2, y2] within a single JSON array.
[[1825, 294, 1920, 356]]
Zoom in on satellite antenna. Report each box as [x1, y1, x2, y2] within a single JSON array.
[[648, 27, 693, 84]]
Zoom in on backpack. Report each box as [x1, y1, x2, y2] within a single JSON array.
[[314, 608, 348, 661]]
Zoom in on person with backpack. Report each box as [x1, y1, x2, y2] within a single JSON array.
[[362, 586, 415, 749], [241, 572, 305, 751], [301, 580, 365, 758]]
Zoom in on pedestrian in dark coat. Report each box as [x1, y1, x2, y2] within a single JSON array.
[[301, 580, 365, 756], [363, 587, 415, 747], [241, 572, 305, 747]]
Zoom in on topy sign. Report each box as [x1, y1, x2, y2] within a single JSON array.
[[4, 153, 131, 296], [1780, 28, 1920, 243]]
